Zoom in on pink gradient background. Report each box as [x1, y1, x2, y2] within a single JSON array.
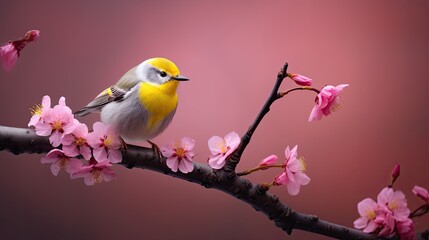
[[1, 1, 428, 239]]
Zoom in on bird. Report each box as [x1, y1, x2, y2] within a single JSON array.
[[74, 57, 189, 150]]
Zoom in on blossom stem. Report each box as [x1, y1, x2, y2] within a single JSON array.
[[279, 86, 321, 97], [410, 203, 429, 218], [237, 164, 284, 176]]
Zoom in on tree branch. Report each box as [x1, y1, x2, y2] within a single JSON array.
[[0, 125, 388, 240], [225, 63, 289, 173], [416, 228, 429, 240]]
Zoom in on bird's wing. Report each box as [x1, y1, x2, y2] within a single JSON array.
[[115, 66, 141, 90], [74, 67, 141, 117], [74, 85, 127, 117]]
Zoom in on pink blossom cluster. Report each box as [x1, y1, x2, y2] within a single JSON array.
[[29, 95, 122, 186], [260, 145, 310, 196], [354, 187, 414, 239], [354, 165, 429, 239], [1, 30, 40, 71], [354, 187, 414, 240]]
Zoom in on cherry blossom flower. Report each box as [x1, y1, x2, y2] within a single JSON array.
[[161, 137, 196, 173], [0, 43, 18, 71], [41, 149, 82, 176], [208, 131, 240, 169], [28, 95, 51, 127], [353, 198, 380, 233], [308, 84, 349, 122], [274, 145, 310, 195], [412, 185, 429, 202], [87, 122, 122, 163], [62, 123, 92, 160], [258, 154, 278, 167], [71, 160, 116, 186], [377, 187, 410, 222], [35, 97, 78, 147], [288, 73, 312, 86]]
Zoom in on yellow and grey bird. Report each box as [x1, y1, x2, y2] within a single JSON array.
[[74, 57, 189, 143]]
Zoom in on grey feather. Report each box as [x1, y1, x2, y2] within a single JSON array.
[[74, 67, 139, 117]]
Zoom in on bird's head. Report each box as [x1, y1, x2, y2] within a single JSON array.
[[136, 57, 189, 85]]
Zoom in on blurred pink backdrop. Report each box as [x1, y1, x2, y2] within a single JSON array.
[[1, 1, 428, 239]]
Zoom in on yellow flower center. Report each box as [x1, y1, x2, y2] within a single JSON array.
[[388, 200, 398, 210], [175, 147, 186, 158], [30, 104, 43, 116], [52, 121, 63, 131], [217, 141, 229, 154], [74, 137, 86, 146], [298, 156, 307, 172], [103, 135, 113, 147], [365, 209, 376, 220], [92, 170, 103, 184], [330, 97, 342, 113], [58, 157, 67, 169]]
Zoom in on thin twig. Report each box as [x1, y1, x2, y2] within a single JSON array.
[[237, 164, 284, 176]]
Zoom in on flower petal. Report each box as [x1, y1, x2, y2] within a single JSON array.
[[224, 131, 240, 150], [208, 154, 225, 169], [166, 157, 179, 172], [208, 136, 224, 154], [49, 161, 61, 176], [107, 149, 122, 163], [178, 159, 194, 174]]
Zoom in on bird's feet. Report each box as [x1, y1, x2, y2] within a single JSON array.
[[119, 136, 128, 153], [148, 140, 163, 161]]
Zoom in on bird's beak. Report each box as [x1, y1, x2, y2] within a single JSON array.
[[172, 75, 189, 81]]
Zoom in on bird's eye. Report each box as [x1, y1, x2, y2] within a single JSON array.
[[159, 71, 167, 77]]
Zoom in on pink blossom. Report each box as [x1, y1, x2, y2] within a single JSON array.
[[41, 149, 82, 176], [396, 218, 414, 240], [28, 95, 51, 127], [258, 154, 278, 167], [208, 131, 240, 169], [412, 185, 429, 202], [161, 137, 196, 173], [0, 43, 18, 71], [353, 198, 380, 233], [288, 73, 312, 86], [274, 145, 310, 195], [34, 97, 78, 147], [87, 122, 122, 163], [377, 187, 410, 221], [62, 123, 92, 160], [71, 160, 116, 186], [24, 30, 40, 42], [308, 84, 349, 122]]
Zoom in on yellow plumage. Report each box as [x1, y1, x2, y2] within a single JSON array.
[[139, 81, 179, 129]]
